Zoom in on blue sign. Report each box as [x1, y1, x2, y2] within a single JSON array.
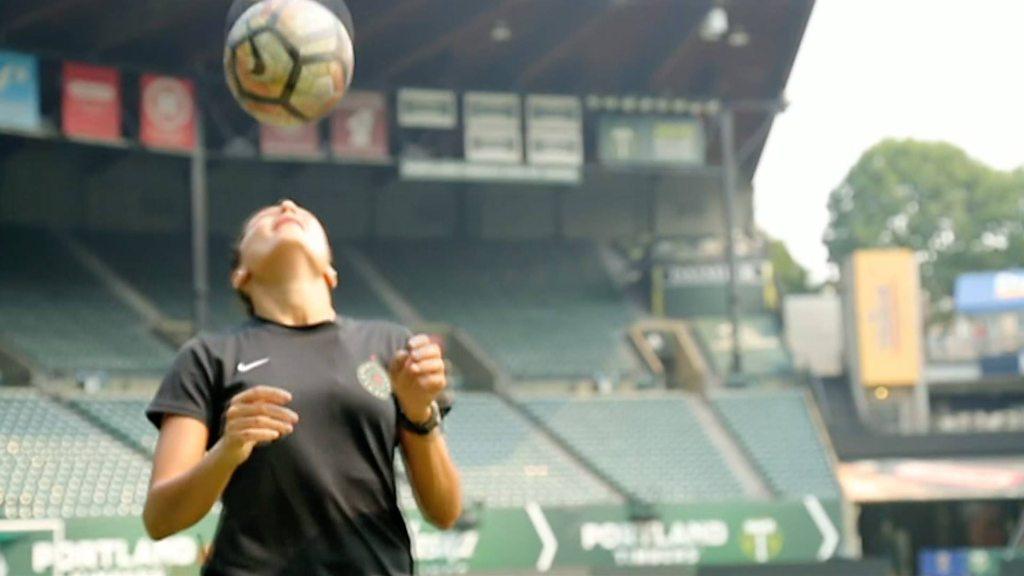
[[919, 548, 970, 576], [955, 270, 1024, 314], [0, 50, 40, 131]]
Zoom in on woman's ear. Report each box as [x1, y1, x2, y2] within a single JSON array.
[[231, 267, 250, 291], [326, 266, 339, 290]]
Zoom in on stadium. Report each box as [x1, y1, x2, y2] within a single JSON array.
[[0, 1, 1020, 575]]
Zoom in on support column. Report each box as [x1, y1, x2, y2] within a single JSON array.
[[719, 107, 742, 376], [191, 112, 209, 334]]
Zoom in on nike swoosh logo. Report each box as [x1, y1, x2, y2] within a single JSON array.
[[237, 358, 269, 373]]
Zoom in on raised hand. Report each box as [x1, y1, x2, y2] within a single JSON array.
[[221, 385, 298, 465], [389, 334, 447, 423]]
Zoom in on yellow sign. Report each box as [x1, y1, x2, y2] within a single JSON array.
[[849, 249, 922, 387]]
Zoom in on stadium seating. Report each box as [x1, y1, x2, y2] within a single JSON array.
[[691, 314, 793, 378], [523, 393, 746, 502], [80, 231, 394, 330], [69, 394, 156, 454], [0, 227, 174, 373], [712, 389, 840, 498], [398, 392, 619, 509], [364, 241, 642, 381], [0, 388, 151, 519]]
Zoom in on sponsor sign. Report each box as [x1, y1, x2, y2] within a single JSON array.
[[0, 51, 41, 131], [62, 62, 121, 142], [140, 74, 196, 151]]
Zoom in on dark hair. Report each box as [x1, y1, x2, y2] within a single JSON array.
[[230, 204, 335, 318], [231, 209, 260, 318]]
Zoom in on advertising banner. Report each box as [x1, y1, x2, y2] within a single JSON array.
[[463, 92, 522, 164], [839, 458, 1024, 503], [140, 74, 197, 151], [0, 499, 842, 575], [844, 249, 923, 388], [397, 88, 456, 129], [598, 115, 704, 166], [411, 498, 841, 574], [526, 95, 582, 166], [62, 62, 121, 142], [0, 50, 41, 131], [330, 90, 388, 161], [0, 516, 217, 576], [955, 270, 1024, 315], [260, 123, 322, 159]]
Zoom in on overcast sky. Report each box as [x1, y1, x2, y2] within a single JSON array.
[[753, 0, 1024, 282]]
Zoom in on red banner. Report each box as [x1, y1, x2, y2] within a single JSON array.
[[62, 62, 121, 142], [140, 74, 196, 151], [330, 91, 388, 161], [260, 123, 322, 158]]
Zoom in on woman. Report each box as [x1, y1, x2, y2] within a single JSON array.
[[143, 199, 461, 575]]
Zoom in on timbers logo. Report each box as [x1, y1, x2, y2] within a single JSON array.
[[357, 355, 392, 400]]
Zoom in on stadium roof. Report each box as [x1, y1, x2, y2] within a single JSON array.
[[0, 0, 813, 173]]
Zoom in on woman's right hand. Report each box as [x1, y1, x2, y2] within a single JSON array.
[[219, 385, 298, 466]]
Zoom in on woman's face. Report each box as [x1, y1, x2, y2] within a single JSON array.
[[236, 199, 334, 278]]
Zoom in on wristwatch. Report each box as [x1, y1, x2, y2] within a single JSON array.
[[398, 401, 442, 435]]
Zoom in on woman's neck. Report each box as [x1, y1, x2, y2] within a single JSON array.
[[248, 279, 336, 327]]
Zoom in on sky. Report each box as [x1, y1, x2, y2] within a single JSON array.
[[753, 0, 1024, 282]]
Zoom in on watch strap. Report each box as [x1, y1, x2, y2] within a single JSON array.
[[398, 401, 441, 435]]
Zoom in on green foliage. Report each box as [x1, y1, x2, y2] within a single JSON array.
[[824, 139, 1024, 304], [767, 238, 809, 295]]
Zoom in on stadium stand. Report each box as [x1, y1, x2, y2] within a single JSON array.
[[79, 231, 394, 329], [691, 314, 793, 379], [712, 389, 840, 499], [399, 392, 619, 509], [0, 388, 151, 519], [523, 393, 746, 502], [363, 240, 643, 381], [68, 393, 156, 455], [0, 227, 173, 374]]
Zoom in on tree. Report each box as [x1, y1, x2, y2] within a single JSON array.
[[824, 139, 1023, 312], [767, 238, 810, 295]]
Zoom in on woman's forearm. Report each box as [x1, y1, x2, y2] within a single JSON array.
[[143, 440, 241, 539], [400, 429, 462, 529]]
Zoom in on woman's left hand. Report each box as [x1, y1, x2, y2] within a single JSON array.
[[389, 334, 446, 423]]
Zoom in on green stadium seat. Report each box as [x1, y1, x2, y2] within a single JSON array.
[[69, 393, 156, 454], [364, 241, 643, 381], [691, 314, 794, 378], [397, 392, 619, 510], [0, 228, 174, 374], [523, 393, 745, 502], [79, 231, 395, 331], [0, 389, 151, 519], [712, 389, 840, 498]]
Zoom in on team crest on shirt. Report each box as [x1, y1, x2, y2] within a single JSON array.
[[356, 355, 392, 400]]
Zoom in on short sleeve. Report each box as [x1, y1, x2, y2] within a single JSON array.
[[146, 337, 218, 432]]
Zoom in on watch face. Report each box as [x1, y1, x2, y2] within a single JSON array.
[[403, 401, 440, 434]]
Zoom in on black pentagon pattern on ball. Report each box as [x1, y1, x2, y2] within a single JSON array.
[[226, 0, 349, 123]]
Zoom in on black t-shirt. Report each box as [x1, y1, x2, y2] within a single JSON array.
[[147, 316, 414, 576]]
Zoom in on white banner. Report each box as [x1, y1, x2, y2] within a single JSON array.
[[397, 88, 457, 129], [526, 95, 582, 166], [463, 92, 522, 164]]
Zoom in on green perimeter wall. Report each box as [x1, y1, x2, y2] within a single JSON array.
[[0, 498, 841, 575]]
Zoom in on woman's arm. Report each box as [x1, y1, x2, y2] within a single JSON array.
[[391, 335, 463, 529], [143, 386, 298, 539], [144, 415, 237, 539], [400, 421, 462, 529]]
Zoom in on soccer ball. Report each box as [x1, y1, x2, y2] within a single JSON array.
[[224, 0, 354, 126]]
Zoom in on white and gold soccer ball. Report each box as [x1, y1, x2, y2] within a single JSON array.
[[224, 0, 354, 126]]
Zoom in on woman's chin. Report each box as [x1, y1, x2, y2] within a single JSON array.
[[254, 240, 326, 274]]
